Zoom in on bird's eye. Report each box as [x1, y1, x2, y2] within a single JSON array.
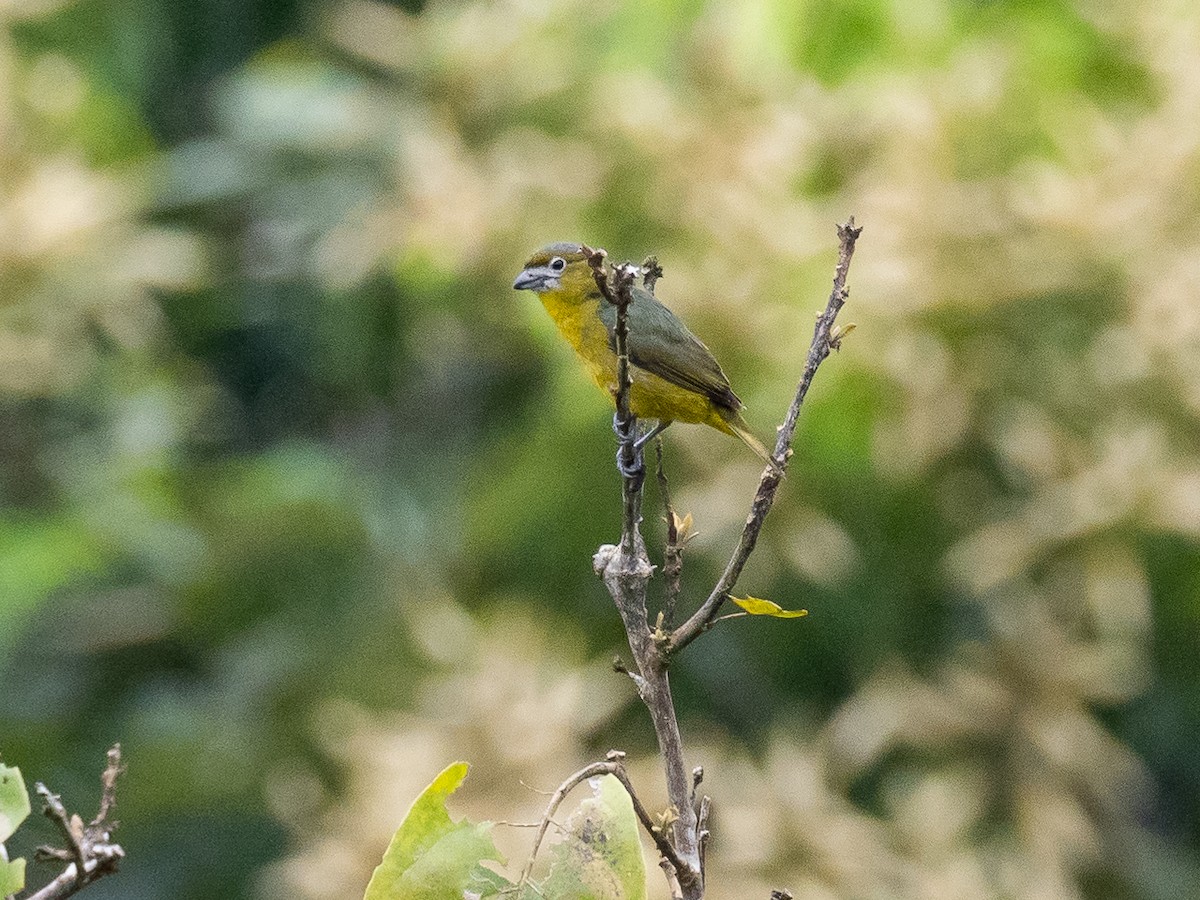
[[550, 257, 566, 272]]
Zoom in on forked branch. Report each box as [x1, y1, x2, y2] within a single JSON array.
[[28, 745, 126, 900], [585, 246, 704, 897], [585, 221, 862, 900]]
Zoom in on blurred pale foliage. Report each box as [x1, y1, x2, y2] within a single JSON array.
[[2, 0, 1200, 898]]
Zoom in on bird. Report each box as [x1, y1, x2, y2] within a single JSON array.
[[513, 242, 772, 470]]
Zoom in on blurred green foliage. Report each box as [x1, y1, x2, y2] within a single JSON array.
[[2, 0, 1199, 898]]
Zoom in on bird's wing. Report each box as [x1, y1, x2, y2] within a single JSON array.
[[599, 285, 741, 410]]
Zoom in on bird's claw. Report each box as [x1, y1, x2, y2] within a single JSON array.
[[612, 412, 635, 441], [616, 445, 645, 479], [613, 412, 646, 481], [613, 413, 641, 472]]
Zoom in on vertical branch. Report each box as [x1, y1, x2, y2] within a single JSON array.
[[585, 246, 704, 899], [610, 261, 637, 479], [646, 257, 684, 629], [612, 260, 643, 553], [655, 439, 684, 628], [584, 245, 642, 546]]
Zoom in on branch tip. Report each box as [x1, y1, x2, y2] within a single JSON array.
[[27, 745, 126, 900], [641, 255, 664, 293]]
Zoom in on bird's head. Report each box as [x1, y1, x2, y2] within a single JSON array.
[[512, 243, 594, 295]]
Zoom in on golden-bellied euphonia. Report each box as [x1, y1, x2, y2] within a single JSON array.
[[513, 242, 771, 465]]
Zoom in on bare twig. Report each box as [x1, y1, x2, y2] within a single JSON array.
[[709, 612, 749, 626], [669, 219, 862, 654], [612, 656, 647, 692], [696, 795, 711, 877], [659, 857, 684, 900], [28, 745, 125, 900], [518, 780, 556, 797], [655, 439, 684, 627], [517, 755, 690, 888], [518, 761, 615, 886], [641, 255, 664, 294], [89, 746, 122, 830], [585, 223, 861, 898], [35, 787, 86, 876], [607, 767, 690, 878]]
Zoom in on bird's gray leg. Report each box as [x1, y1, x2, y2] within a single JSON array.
[[633, 420, 671, 452]]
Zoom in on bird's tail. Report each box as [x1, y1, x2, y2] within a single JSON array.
[[723, 412, 782, 473]]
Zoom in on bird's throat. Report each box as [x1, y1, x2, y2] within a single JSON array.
[[538, 289, 607, 360]]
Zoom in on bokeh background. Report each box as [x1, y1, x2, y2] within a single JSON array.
[[2, 0, 1199, 897]]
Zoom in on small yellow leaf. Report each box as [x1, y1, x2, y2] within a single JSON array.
[[653, 806, 679, 833], [730, 596, 808, 618], [830, 322, 857, 351], [653, 611, 666, 640], [670, 511, 696, 543]]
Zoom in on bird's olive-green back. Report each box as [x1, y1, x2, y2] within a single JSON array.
[[597, 285, 741, 412]]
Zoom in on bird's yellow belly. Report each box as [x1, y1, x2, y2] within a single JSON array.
[[538, 291, 728, 430], [628, 371, 716, 425]]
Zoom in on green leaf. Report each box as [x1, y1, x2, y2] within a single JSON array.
[[730, 595, 809, 619], [0, 762, 29, 895], [538, 774, 646, 900], [363, 761, 509, 900], [0, 857, 25, 895], [0, 763, 30, 842]]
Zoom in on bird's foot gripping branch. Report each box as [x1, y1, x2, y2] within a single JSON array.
[[364, 221, 861, 900], [611, 412, 644, 482]]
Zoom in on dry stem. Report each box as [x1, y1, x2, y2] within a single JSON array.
[[669, 219, 862, 653], [28, 745, 125, 900], [655, 439, 685, 627]]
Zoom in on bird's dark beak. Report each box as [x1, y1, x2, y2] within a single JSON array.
[[512, 268, 544, 291]]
